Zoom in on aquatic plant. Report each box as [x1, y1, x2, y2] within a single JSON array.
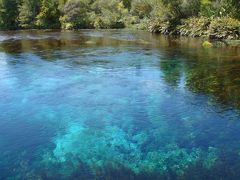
[[41, 123, 220, 178]]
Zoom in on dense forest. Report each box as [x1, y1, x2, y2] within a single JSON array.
[[0, 0, 239, 39]]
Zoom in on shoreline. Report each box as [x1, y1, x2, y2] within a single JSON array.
[[1, 28, 240, 48]]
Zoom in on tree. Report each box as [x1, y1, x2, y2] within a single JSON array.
[[58, 0, 68, 10], [161, 0, 200, 19], [91, 0, 128, 28], [18, 0, 40, 28], [131, 0, 152, 19], [0, 0, 19, 29], [35, 0, 61, 29], [60, 0, 91, 29]]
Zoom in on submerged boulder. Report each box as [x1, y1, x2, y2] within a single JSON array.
[[202, 41, 213, 48]]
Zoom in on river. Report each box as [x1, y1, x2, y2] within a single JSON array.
[[0, 30, 240, 179]]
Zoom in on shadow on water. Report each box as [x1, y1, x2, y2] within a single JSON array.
[[0, 30, 240, 179]]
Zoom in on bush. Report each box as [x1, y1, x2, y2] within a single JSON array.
[[90, 12, 125, 29], [130, 0, 152, 19], [35, 0, 61, 29], [18, 0, 40, 29], [150, 0, 173, 22], [122, 15, 140, 28], [90, 0, 128, 28], [159, 0, 200, 20], [177, 17, 210, 37], [0, 0, 19, 30], [147, 0, 200, 33], [200, 0, 240, 18], [209, 17, 240, 39], [180, 0, 200, 18], [177, 16, 240, 40], [200, 0, 217, 17], [60, 0, 92, 29]]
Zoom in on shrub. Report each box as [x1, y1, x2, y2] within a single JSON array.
[[18, 0, 40, 29], [200, 0, 240, 18], [177, 16, 240, 40], [147, 0, 200, 33], [60, 0, 92, 29], [148, 20, 172, 34], [150, 0, 173, 22], [35, 0, 61, 29], [209, 17, 240, 39], [130, 0, 152, 19], [0, 0, 19, 30], [177, 17, 210, 37], [159, 0, 200, 20], [91, 0, 128, 28]]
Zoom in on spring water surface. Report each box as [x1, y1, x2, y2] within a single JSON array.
[[0, 30, 240, 179]]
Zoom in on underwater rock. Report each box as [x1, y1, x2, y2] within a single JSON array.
[[85, 41, 96, 45], [202, 41, 213, 48]]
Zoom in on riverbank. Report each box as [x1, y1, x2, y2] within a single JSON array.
[[1, 28, 240, 49], [2, 16, 240, 43], [145, 16, 240, 40], [1, 0, 240, 42]]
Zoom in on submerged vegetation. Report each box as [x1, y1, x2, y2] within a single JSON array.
[[0, 0, 239, 39]]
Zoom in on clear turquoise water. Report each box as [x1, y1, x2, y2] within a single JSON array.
[[0, 30, 240, 179]]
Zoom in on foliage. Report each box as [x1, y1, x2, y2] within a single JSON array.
[[177, 16, 240, 39], [148, 20, 172, 34], [35, 0, 61, 29], [152, 0, 200, 22], [60, 0, 92, 29], [18, 0, 40, 28], [0, 0, 19, 30], [177, 16, 210, 37], [200, 0, 240, 19], [209, 17, 240, 39], [138, 0, 201, 33], [90, 0, 128, 28], [131, 0, 152, 19]]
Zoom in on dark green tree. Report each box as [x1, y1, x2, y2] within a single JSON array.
[[18, 0, 40, 28], [35, 0, 61, 28], [60, 0, 91, 29], [0, 0, 20, 29]]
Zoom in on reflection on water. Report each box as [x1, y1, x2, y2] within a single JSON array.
[[0, 30, 240, 179]]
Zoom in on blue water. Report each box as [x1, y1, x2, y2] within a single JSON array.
[[0, 30, 240, 179]]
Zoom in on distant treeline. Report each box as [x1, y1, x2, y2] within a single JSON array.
[[0, 0, 240, 39]]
